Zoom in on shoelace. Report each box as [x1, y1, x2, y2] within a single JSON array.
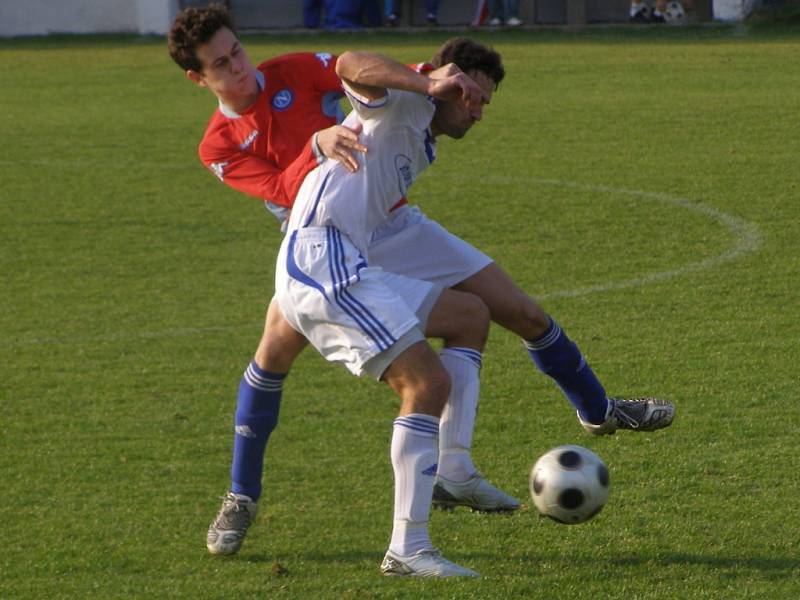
[[611, 401, 641, 429], [215, 495, 253, 527], [220, 494, 250, 511]]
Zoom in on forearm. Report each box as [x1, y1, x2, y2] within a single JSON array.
[[199, 139, 319, 208], [335, 50, 430, 99]]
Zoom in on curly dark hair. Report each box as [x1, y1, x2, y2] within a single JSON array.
[[430, 38, 505, 89], [168, 3, 236, 72]]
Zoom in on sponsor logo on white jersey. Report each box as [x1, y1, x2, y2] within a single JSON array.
[[315, 52, 333, 68], [394, 154, 415, 193], [210, 161, 229, 181], [239, 129, 260, 150]]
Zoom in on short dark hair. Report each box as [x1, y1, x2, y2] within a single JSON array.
[[167, 3, 236, 72], [431, 38, 505, 89]]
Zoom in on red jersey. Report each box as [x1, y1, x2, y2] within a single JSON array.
[[198, 52, 343, 213]]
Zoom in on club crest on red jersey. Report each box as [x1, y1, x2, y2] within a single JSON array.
[[272, 88, 294, 111]]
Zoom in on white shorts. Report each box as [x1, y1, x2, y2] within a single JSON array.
[[276, 226, 441, 378], [368, 205, 493, 288]]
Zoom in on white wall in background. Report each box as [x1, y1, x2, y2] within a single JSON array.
[[0, 0, 179, 37]]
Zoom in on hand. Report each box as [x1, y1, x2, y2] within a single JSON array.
[[427, 63, 462, 81], [316, 123, 367, 173], [425, 67, 487, 111]]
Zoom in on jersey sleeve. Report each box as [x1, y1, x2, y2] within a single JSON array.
[[342, 79, 391, 121], [309, 52, 345, 123], [343, 81, 435, 132], [199, 134, 323, 208], [305, 52, 343, 94]]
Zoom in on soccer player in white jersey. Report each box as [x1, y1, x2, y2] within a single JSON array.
[[173, 9, 676, 560], [274, 44, 502, 577], [169, 8, 519, 564]]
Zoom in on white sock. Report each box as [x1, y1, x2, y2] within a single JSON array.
[[389, 414, 439, 557], [630, 1, 645, 15], [437, 348, 482, 483]]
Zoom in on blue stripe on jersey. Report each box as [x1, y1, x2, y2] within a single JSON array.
[[344, 88, 389, 109], [303, 171, 333, 228], [332, 229, 396, 348], [325, 227, 392, 351], [286, 230, 329, 302], [424, 128, 436, 165]]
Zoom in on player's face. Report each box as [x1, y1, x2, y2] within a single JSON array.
[[432, 70, 495, 140], [188, 27, 258, 107]]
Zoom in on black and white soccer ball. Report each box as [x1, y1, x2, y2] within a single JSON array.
[[530, 445, 610, 524], [664, 1, 686, 24]]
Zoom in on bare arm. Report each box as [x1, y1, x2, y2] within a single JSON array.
[[335, 50, 487, 107], [335, 51, 429, 100]]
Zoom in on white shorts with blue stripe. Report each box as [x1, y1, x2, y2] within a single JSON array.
[[276, 226, 441, 379], [368, 205, 493, 289]]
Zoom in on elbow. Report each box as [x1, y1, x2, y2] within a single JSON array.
[[336, 51, 369, 83], [335, 51, 354, 79]]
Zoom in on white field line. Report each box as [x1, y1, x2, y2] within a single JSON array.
[[9, 181, 762, 347], [529, 179, 763, 300]]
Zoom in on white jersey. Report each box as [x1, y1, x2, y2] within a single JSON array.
[[286, 83, 437, 256]]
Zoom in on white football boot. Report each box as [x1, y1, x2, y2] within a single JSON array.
[[381, 549, 479, 577], [432, 474, 520, 513], [579, 397, 675, 436], [206, 492, 258, 555]]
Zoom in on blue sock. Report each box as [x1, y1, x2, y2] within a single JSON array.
[[230, 362, 285, 501], [525, 319, 608, 424]]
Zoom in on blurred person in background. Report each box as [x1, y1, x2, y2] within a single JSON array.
[[385, 0, 441, 26], [305, 0, 382, 28], [488, 0, 523, 26]]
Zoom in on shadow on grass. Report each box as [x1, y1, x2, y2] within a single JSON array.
[[611, 553, 799, 573], [438, 550, 798, 578], [235, 548, 798, 580], [241, 550, 380, 564]]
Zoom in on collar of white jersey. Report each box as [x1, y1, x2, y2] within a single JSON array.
[[218, 70, 266, 119]]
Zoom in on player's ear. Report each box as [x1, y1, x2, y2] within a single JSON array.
[[186, 69, 207, 88]]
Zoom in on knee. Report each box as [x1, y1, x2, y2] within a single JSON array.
[[467, 293, 491, 328]]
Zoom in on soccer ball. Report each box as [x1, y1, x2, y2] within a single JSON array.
[[664, 1, 686, 24], [529, 445, 610, 524]]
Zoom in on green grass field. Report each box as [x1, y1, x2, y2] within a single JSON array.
[[2, 25, 799, 598]]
